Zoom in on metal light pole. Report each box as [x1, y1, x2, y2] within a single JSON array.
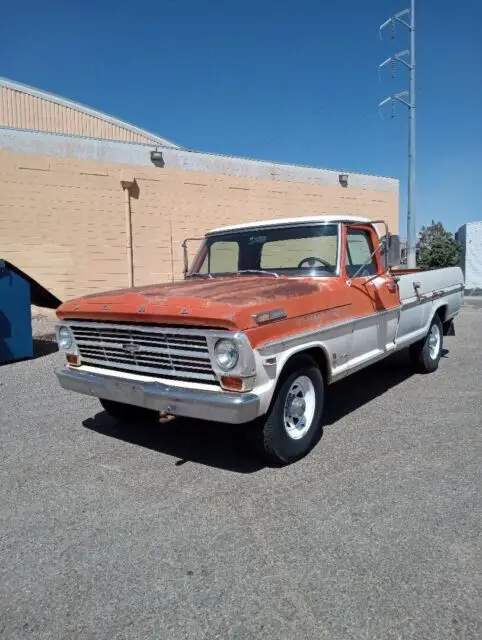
[[407, 0, 416, 268], [379, 0, 416, 268]]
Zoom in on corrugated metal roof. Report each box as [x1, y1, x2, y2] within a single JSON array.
[[0, 77, 180, 148]]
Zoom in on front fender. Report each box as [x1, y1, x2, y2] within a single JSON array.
[[252, 339, 333, 416]]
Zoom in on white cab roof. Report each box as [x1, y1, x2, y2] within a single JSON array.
[[208, 215, 372, 235]]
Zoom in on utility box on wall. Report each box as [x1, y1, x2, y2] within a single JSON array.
[[0, 260, 33, 363]]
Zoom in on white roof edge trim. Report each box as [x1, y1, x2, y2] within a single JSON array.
[[183, 149, 398, 182], [208, 215, 373, 235], [0, 77, 181, 149]]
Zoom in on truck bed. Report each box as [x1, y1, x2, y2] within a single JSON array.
[[395, 266, 464, 348], [397, 266, 464, 302]]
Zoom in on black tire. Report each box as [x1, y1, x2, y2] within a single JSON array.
[[409, 314, 443, 373], [250, 355, 324, 466], [99, 398, 158, 423]]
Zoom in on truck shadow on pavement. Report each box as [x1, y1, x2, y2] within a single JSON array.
[[33, 337, 58, 358], [324, 350, 412, 425], [83, 413, 265, 473], [82, 347, 449, 473], [324, 347, 449, 425]]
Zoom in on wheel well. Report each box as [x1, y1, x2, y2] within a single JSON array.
[[282, 347, 330, 384], [435, 305, 448, 323]]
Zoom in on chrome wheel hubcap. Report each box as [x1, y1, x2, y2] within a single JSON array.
[[428, 324, 441, 360], [283, 375, 316, 440]]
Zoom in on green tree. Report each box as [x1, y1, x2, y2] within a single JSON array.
[[416, 220, 461, 269]]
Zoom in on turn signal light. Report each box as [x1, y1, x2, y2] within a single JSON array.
[[66, 353, 80, 366], [220, 375, 256, 392], [220, 375, 244, 391]]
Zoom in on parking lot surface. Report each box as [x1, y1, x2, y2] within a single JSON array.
[[1, 308, 481, 639]]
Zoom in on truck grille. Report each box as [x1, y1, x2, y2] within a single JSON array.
[[69, 322, 217, 384]]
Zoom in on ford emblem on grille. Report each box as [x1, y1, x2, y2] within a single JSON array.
[[122, 343, 140, 354]]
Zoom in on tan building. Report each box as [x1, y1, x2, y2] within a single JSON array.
[[0, 77, 399, 302]]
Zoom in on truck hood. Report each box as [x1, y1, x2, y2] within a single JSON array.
[[57, 276, 335, 330]]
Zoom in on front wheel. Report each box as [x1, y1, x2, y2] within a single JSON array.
[[409, 314, 443, 373], [251, 355, 324, 466]]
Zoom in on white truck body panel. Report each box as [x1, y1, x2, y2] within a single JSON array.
[[396, 267, 464, 347]]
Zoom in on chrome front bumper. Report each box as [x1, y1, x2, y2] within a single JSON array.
[[55, 367, 260, 424]]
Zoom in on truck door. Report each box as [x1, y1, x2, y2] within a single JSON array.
[[344, 225, 401, 370]]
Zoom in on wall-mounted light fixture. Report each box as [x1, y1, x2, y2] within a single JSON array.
[[339, 173, 349, 188], [150, 148, 164, 167]]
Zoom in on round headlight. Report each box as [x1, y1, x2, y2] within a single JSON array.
[[214, 338, 239, 370], [58, 326, 73, 350]]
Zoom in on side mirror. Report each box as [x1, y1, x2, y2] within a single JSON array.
[[379, 233, 395, 272], [182, 237, 205, 278], [385, 233, 392, 271], [182, 240, 189, 277]]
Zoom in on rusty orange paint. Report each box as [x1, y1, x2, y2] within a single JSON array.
[[56, 222, 402, 350], [57, 273, 400, 347]]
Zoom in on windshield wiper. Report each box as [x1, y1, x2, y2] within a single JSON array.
[[186, 270, 279, 279], [234, 270, 279, 278], [185, 273, 214, 279]]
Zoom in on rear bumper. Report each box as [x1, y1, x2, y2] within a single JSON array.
[[55, 367, 260, 424]]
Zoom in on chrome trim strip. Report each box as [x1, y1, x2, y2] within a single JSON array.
[[55, 367, 260, 424], [444, 283, 465, 294], [400, 283, 464, 311], [62, 320, 239, 339], [76, 357, 216, 381], [401, 298, 429, 311], [257, 306, 401, 356], [74, 339, 211, 360]]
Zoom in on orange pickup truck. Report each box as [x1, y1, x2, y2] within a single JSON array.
[[55, 216, 464, 464]]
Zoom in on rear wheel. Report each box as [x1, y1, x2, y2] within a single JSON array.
[[99, 398, 159, 423], [409, 314, 443, 373], [251, 355, 324, 466]]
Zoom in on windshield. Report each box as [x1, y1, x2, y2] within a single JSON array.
[[189, 223, 339, 277]]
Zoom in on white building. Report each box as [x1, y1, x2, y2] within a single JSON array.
[[457, 221, 482, 292]]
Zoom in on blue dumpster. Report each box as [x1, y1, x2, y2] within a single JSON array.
[[0, 260, 61, 364], [0, 260, 32, 362]]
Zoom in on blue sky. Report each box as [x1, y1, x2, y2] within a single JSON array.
[[2, 0, 481, 234]]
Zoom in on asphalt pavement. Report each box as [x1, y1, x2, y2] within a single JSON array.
[[1, 308, 481, 639]]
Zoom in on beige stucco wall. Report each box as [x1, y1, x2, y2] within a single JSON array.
[[0, 150, 399, 302]]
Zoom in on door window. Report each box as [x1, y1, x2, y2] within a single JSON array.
[[345, 228, 377, 277], [199, 241, 239, 273]]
